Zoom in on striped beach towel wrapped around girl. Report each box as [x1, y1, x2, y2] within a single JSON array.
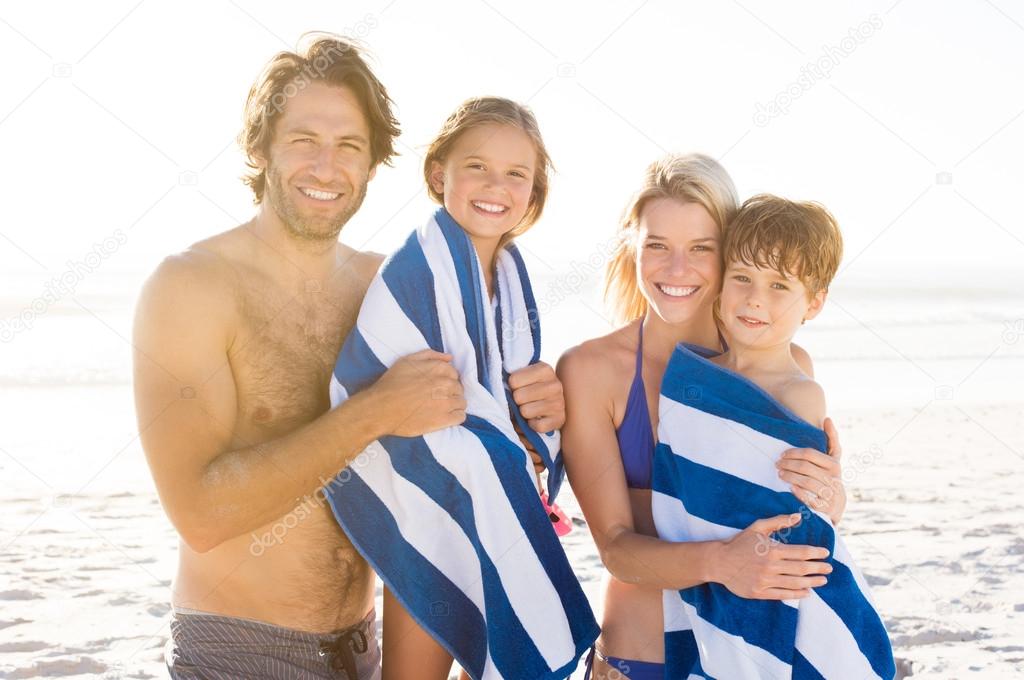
[[324, 208, 599, 680]]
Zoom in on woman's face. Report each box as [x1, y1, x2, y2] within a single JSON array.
[[635, 198, 722, 326]]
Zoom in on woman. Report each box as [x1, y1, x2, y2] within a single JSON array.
[[557, 154, 847, 679]]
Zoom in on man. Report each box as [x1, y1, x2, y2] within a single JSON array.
[[133, 35, 566, 679]]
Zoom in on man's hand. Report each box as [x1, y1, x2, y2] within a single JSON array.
[[777, 417, 846, 525], [371, 350, 467, 437], [508, 362, 565, 433]]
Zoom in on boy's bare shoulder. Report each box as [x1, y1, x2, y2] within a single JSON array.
[[790, 342, 814, 378], [778, 376, 827, 428]]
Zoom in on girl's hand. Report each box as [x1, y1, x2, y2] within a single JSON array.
[[508, 362, 565, 433], [714, 513, 832, 600], [512, 419, 546, 474], [777, 417, 846, 525]]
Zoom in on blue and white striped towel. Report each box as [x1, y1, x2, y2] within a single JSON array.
[[652, 343, 895, 679], [323, 207, 599, 680]]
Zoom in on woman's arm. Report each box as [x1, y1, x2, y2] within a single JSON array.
[[558, 344, 831, 597], [784, 343, 847, 525], [778, 417, 846, 525]]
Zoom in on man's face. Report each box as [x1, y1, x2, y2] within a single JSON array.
[[260, 81, 376, 243]]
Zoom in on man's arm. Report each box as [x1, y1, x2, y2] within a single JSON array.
[[133, 253, 465, 553]]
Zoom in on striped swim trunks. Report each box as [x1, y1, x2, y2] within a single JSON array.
[[166, 606, 381, 679]]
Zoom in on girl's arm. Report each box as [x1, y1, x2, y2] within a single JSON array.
[[558, 343, 832, 597]]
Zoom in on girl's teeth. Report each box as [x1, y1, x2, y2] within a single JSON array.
[[300, 188, 340, 201], [472, 201, 507, 214], [658, 284, 698, 297]]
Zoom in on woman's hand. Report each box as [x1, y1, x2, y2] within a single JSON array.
[[777, 417, 846, 525], [712, 513, 832, 600]]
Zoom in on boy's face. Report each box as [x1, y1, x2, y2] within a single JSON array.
[[718, 258, 825, 350]]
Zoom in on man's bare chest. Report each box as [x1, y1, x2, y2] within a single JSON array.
[[228, 286, 360, 436]]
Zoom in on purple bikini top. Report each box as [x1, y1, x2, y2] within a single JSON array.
[[616, 324, 724, 490]]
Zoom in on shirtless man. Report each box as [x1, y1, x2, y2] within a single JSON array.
[[132, 37, 565, 679]]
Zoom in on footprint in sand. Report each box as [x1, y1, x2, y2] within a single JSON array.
[[0, 618, 31, 630], [864, 573, 893, 586], [0, 589, 42, 601], [106, 594, 141, 606], [0, 640, 49, 653], [1, 656, 109, 679], [147, 602, 171, 617], [72, 589, 106, 598], [891, 627, 991, 646]]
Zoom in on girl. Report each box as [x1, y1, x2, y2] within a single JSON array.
[[557, 154, 848, 679], [369, 96, 591, 680]]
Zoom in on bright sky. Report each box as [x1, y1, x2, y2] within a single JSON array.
[[2, 0, 1023, 290]]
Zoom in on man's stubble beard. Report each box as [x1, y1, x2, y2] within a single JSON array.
[[265, 163, 368, 244]]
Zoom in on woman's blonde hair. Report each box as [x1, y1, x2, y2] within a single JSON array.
[[423, 96, 553, 242], [603, 153, 739, 325]]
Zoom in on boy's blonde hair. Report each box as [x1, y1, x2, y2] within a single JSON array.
[[604, 153, 739, 325], [723, 194, 843, 295], [423, 96, 552, 241]]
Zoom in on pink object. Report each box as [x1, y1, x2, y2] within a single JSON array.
[[540, 491, 573, 537]]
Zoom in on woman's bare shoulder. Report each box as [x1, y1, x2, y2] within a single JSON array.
[[558, 322, 638, 393]]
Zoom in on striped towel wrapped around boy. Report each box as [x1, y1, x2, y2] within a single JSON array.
[[652, 344, 895, 679], [324, 207, 599, 680]]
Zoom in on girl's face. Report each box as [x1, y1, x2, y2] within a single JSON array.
[[429, 123, 537, 257], [718, 259, 824, 350], [636, 198, 722, 326]]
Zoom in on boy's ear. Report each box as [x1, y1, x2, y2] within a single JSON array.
[[428, 161, 445, 195], [803, 289, 827, 321], [368, 164, 377, 182]]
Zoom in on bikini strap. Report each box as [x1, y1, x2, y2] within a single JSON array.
[[635, 321, 645, 373]]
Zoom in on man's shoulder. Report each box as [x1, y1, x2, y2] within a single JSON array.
[[139, 240, 240, 318], [149, 244, 234, 289], [335, 244, 385, 286]]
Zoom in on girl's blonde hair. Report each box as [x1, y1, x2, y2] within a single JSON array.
[[423, 96, 553, 242], [603, 153, 739, 325]]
